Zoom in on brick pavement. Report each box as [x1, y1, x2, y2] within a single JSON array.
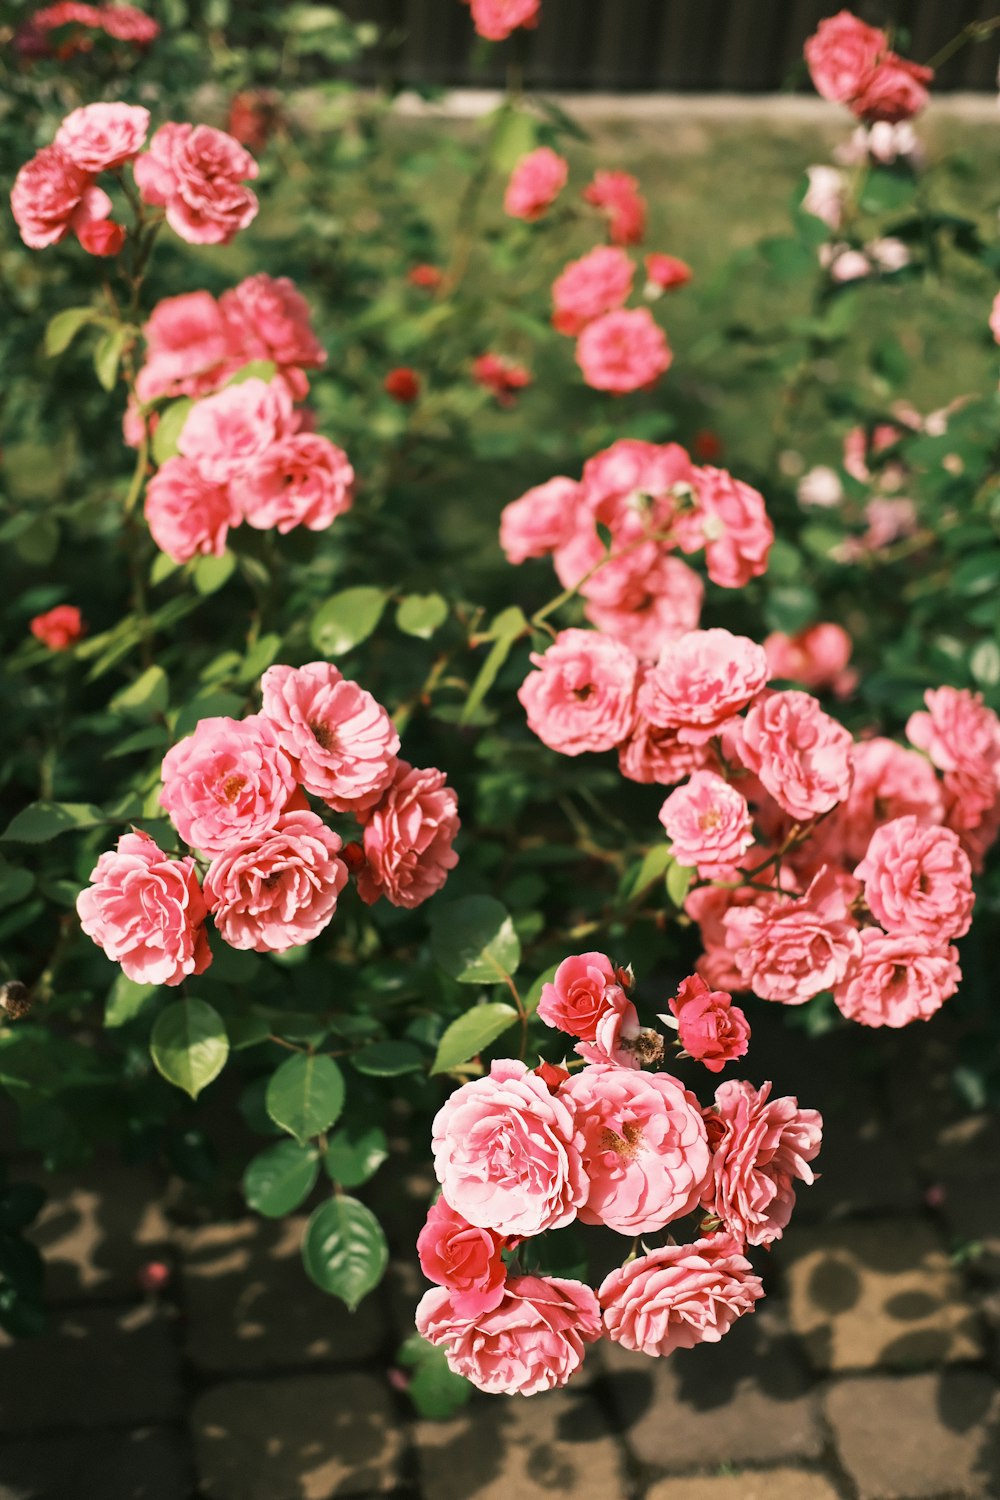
[[1, 1006, 998, 1500]]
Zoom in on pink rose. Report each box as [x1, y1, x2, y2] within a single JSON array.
[[144, 456, 235, 563], [537, 951, 621, 1041], [738, 690, 854, 821], [723, 865, 862, 1005], [686, 883, 760, 992], [618, 712, 709, 786], [854, 815, 973, 944], [355, 761, 460, 909], [802, 165, 846, 229], [576, 308, 672, 394], [599, 1233, 763, 1357], [134, 122, 259, 245], [582, 438, 694, 526], [551, 246, 635, 336], [573, 990, 652, 1071], [518, 628, 638, 756], [834, 737, 944, 864], [991, 292, 1000, 346], [10, 144, 112, 249], [203, 810, 348, 953], [833, 927, 960, 1028], [219, 273, 327, 378], [416, 1275, 601, 1396], [664, 974, 750, 1073], [178, 378, 295, 485], [463, 0, 540, 43], [659, 770, 754, 874], [54, 102, 149, 171], [804, 11, 886, 104], [583, 170, 647, 245], [701, 1079, 823, 1247], [851, 56, 933, 123], [907, 686, 1000, 828], [76, 218, 125, 256], [639, 628, 770, 744], [30, 604, 83, 650], [644, 253, 692, 294], [586, 554, 704, 662], [416, 1197, 506, 1318], [99, 4, 160, 42], [76, 831, 211, 987], [160, 714, 296, 856], [431, 1059, 588, 1238], [136, 291, 234, 404], [504, 146, 568, 220], [764, 623, 855, 697], [563, 1063, 710, 1236], [241, 434, 354, 534], [676, 467, 773, 589], [260, 662, 399, 814], [499, 476, 581, 564]]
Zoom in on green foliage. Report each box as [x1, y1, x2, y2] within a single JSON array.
[[243, 1140, 320, 1217], [150, 999, 229, 1099], [265, 1053, 345, 1145], [431, 1002, 520, 1074], [301, 1196, 388, 1308], [430, 896, 521, 984]]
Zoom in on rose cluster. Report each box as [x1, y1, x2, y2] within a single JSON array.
[[804, 10, 933, 124], [15, 2, 159, 61], [76, 662, 460, 984], [414, 951, 819, 1395], [502, 436, 773, 663], [11, 100, 258, 254]]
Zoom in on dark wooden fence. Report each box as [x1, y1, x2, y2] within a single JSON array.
[[338, 0, 1000, 92]]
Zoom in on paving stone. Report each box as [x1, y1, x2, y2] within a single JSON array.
[[0, 1305, 181, 1433], [599, 1305, 822, 1473], [31, 1164, 173, 1302], [413, 1387, 626, 1500], [192, 1374, 403, 1499], [645, 1469, 843, 1500], [780, 1219, 982, 1372], [176, 1217, 386, 1372], [825, 1371, 1000, 1499], [0, 1425, 189, 1500]]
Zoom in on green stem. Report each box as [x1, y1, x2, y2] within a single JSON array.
[[924, 16, 1000, 72]]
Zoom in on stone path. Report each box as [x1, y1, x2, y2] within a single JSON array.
[[1, 1004, 998, 1500]]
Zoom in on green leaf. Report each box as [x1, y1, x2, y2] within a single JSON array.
[[301, 1196, 388, 1308], [265, 1053, 345, 1145], [430, 895, 521, 984], [460, 606, 526, 724], [223, 359, 277, 386], [398, 1334, 473, 1419], [93, 325, 129, 392], [524, 962, 559, 1016], [243, 1139, 319, 1217], [0, 859, 34, 912], [622, 842, 674, 904], [323, 1124, 388, 1188], [110, 665, 169, 720], [105, 974, 159, 1028], [431, 1002, 519, 1074], [193, 551, 236, 596], [666, 857, 694, 908], [310, 587, 388, 657], [396, 593, 448, 639], [150, 398, 193, 466], [45, 306, 100, 357], [351, 1041, 424, 1077], [490, 106, 538, 173], [2, 802, 105, 844], [149, 998, 229, 1099], [859, 167, 915, 215]]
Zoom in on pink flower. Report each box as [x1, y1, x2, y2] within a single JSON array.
[[563, 1063, 709, 1235], [764, 623, 855, 697], [160, 714, 296, 856], [416, 1197, 506, 1318], [30, 604, 83, 650], [576, 308, 671, 394], [76, 218, 125, 256], [136, 291, 234, 405], [54, 101, 149, 171], [144, 456, 235, 563], [96, 4, 159, 43], [797, 466, 843, 509], [659, 771, 754, 874], [686, 883, 762, 993], [583, 170, 647, 245], [499, 476, 581, 564], [586, 554, 704, 662], [10, 144, 112, 249], [802, 165, 846, 229], [617, 713, 710, 786], [518, 628, 638, 756], [203, 810, 348, 953], [134, 122, 259, 246], [907, 686, 1000, 829], [991, 292, 1000, 346], [260, 662, 400, 814], [676, 467, 773, 589], [537, 951, 621, 1041], [599, 1233, 763, 1357], [355, 761, 460, 909], [416, 1275, 601, 1396], [504, 146, 567, 220], [852, 56, 933, 123], [581, 438, 694, 526], [241, 434, 354, 534], [834, 737, 944, 864], [639, 628, 770, 745], [551, 246, 634, 336], [723, 866, 862, 1005], [178, 378, 295, 485], [833, 927, 960, 1029], [473, 353, 532, 405], [701, 1080, 823, 1247], [854, 816, 973, 944], [738, 690, 854, 821], [463, 0, 540, 43], [76, 831, 211, 986], [572, 990, 649, 1070], [644, 253, 693, 294], [804, 11, 886, 104], [219, 273, 327, 378], [664, 974, 750, 1073], [431, 1060, 588, 1238]]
